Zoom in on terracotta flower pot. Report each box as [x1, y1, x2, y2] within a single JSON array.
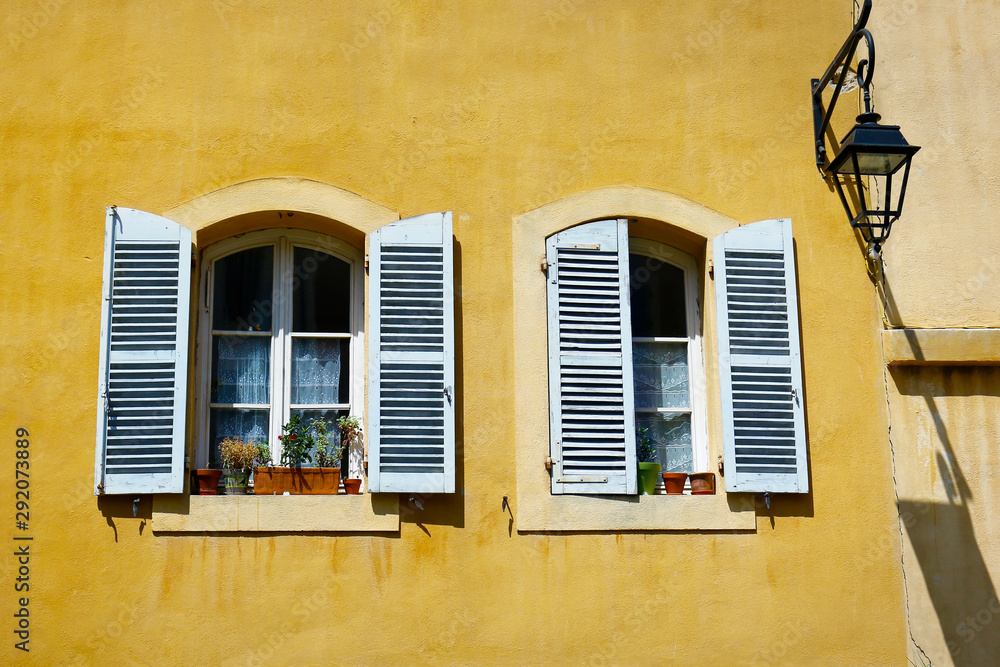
[[343, 478, 363, 495], [661, 472, 688, 495], [254, 467, 341, 495], [689, 472, 716, 495], [192, 469, 222, 495], [637, 462, 662, 495]]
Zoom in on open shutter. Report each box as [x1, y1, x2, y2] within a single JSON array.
[[546, 219, 636, 494], [714, 218, 808, 493], [368, 212, 455, 493], [94, 207, 192, 494]]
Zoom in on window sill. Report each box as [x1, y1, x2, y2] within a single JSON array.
[[516, 489, 756, 532], [883, 327, 1000, 365], [151, 493, 400, 533]]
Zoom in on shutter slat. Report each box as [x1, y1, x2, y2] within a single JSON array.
[[714, 219, 808, 493], [95, 208, 191, 495], [368, 213, 456, 493], [547, 219, 636, 494]]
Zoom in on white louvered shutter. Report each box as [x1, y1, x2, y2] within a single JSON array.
[[714, 218, 808, 493], [368, 212, 455, 493], [546, 219, 636, 494], [94, 207, 192, 494]]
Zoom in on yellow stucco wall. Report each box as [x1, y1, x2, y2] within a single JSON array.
[[873, 2, 1000, 664], [0, 1, 907, 663]]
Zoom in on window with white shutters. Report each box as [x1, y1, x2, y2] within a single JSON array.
[[546, 219, 637, 494], [95, 207, 192, 495], [714, 218, 808, 493], [368, 212, 456, 494], [544, 217, 805, 498]]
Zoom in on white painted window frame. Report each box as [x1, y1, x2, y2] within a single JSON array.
[[194, 228, 365, 479], [628, 238, 710, 475]]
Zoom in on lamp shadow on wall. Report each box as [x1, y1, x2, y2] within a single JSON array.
[[891, 366, 1000, 665]]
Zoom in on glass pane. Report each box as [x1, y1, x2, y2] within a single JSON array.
[[213, 246, 274, 331], [633, 341, 690, 409], [212, 335, 271, 404], [290, 408, 347, 467], [209, 408, 269, 466], [291, 338, 349, 405], [292, 247, 351, 333], [629, 253, 687, 338], [636, 413, 693, 473]]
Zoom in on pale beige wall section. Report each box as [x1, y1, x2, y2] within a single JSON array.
[[874, 0, 1000, 327], [887, 367, 1000, 665], [0, 1, 908, 664], [872, 1, 1000, 664]]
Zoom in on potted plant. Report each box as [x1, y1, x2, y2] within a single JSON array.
[[248, 442, 272, 492], [689, 471, 716, 495], [661, 471, 688, 495], [338, 415, 364, 494], [191, 467, 222, 495], [636, 427, 661, 495], [254, 415, 341, 495], [218, 436, 259, 495]]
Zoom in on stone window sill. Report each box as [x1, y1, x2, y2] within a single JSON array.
[[516, 489, 756, 532], [151, 493, 399, 533]]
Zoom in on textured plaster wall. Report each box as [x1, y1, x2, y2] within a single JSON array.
[[0, 1, 906, 664], [873, 1, 1000, 664], [874, 0, 1000, 328]]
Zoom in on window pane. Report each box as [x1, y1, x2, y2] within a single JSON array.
[[211, 335, 270, 404], [633, 341, 689, 409], [629, 253, 687, 338], [209, 408, 269, 466], [292, 247, 351, 333], [213, 246, 274, 331], [290, 337, 349, 405], [636, 413, 693, 473], [290, 408, 347, 467]]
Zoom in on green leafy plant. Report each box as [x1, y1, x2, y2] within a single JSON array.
[[218, 437, 259, 471], [636, 426, 657, 463], [311, 418, 344, 468], [254, 441, 272, 468], [278, 415, 314, 467], [337, 415, 364, 458]]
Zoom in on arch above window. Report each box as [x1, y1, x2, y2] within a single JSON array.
[[163, 176, 399, 247]]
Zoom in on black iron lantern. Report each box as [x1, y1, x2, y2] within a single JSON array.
[[811, 0, 920, 256]]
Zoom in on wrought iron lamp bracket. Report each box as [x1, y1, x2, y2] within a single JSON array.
[[812, 0, 875, 174]]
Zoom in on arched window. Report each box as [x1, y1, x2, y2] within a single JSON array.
[[196, 229, 364, 471]]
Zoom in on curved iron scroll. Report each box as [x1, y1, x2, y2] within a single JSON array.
[[811, 0, 875, 172]]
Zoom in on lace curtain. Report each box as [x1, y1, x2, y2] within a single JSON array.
[[291, 338, 342, 405]]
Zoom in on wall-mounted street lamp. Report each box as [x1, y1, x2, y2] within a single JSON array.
[[812, 0, 920, 256]]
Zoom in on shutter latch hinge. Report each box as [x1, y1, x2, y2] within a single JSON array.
[[708, 259, 714, 279], [364, 254, 369, 269], [541, 258, 549, 272], [444, 386, 453, 404], [545, 456, 557, 471], [792, 388, 800, 406]]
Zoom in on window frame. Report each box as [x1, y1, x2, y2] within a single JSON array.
[[194, 228, 365, 477], [629, 237, 710, 477]]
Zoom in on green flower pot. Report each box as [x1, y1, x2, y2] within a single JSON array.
[[638, 462, 662, 495]]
